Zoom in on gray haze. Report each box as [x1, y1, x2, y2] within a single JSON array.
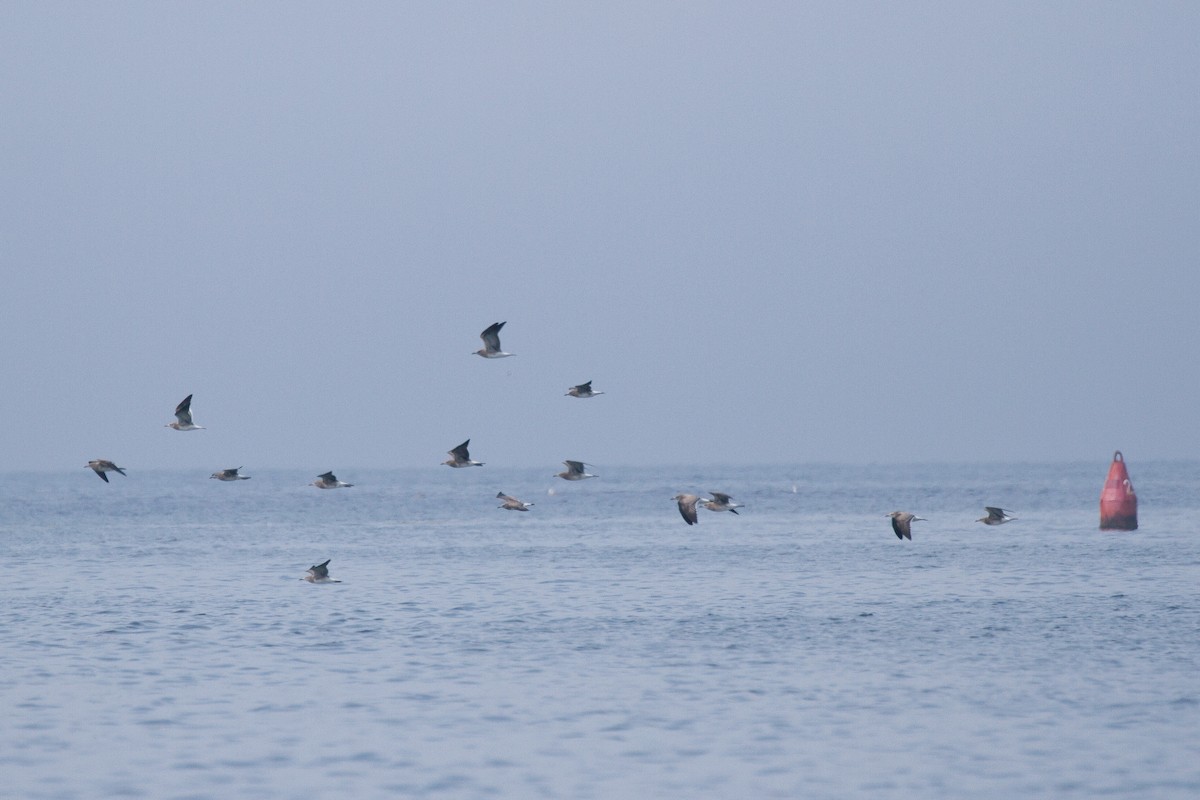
[[2, 3, 1197, 472]]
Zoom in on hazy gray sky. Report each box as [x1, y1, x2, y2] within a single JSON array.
[[2, 2, 1197, 472]]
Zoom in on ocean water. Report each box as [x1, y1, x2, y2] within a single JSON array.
[[2, 461, 1198, 799]]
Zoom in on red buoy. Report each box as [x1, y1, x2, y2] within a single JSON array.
[[1099, 450, 1137, 530]]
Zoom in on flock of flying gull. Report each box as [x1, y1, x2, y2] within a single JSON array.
[[84, 322, 1018, 583]]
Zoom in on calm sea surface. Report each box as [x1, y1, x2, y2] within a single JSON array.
[[2, 462, 1198, 799]]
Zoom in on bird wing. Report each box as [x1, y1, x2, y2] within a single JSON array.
[[480, 322, 505, 350], [317, 471, 335, 481], [709, 492, 732, 504], [174, 394, 194, 422], [678, 496, 698, 525], [450, 440, 471, 460], [891, 516, 909, 539]]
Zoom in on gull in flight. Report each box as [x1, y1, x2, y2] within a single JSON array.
[[474, 321, 513, 358], [165, 394, 205, 431], [702, 492, 742, 515], [497, 492, 534, 511], [303, 559, 341, 583], [313, 471, 353, 489], [444, 440, 483, 468], [674, 494, 702, 526], [887, 511, 925, 540], [555, 460, 596, 480], [977, 506, 1017, 525], [87, 459, 126, 483], [565, 380, 604, 398], [210, 467, 250, 481]]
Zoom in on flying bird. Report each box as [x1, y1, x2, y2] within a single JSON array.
[[565, 380, 604, 398], [87, 459, 126, 483], [444, 440, 483, 468], [210, 467, 250, 481], [312, 471, 353, 489], [702, 492, 742, 515], [165, 394, 204, 431], [674, 494, 702, 526], [474, 321, 513, 358], [303, 559, 341, 583], [887, 511, 925, 540], [555, 460, 596, 480], [497, 492, 534, 511], [977, 507, 1017, 525]]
